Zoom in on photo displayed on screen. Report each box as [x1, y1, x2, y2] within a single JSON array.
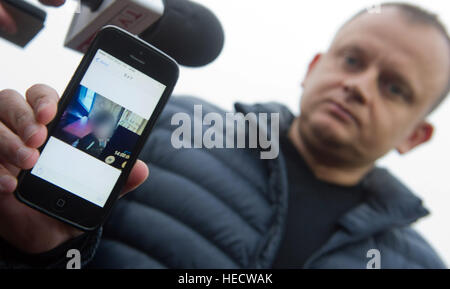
[[53, 85, 148, 170]]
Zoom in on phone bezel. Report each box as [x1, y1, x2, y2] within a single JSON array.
[[15, 26, 179, 231]]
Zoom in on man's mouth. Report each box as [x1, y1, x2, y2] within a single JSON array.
[[324, 100, 360, 126]]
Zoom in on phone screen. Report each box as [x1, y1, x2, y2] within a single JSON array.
[[30, 49, 166, 207]]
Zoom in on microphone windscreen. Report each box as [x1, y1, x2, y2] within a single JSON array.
[[140, 0, 225, 67], [80, 0, 103, 11]]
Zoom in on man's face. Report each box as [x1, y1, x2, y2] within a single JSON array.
[[299, 8, 449, 165], [93, 122, 115, 140]]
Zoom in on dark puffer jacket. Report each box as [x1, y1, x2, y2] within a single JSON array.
[[88, 96, 446, 269]]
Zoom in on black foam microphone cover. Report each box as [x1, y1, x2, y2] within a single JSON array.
[[139, 0, 225, 67], [80, 0, 103, 11]]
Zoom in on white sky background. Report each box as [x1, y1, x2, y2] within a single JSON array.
[[0, 0, 449, 265]]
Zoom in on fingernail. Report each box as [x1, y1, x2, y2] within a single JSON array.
[[24, 124, 40, 143], [0, 175, 17, 193], [17, 147, 34, 164], [37, 101, 48, 114]]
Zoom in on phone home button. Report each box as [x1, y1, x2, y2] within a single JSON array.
[[54, 198, 66, 210]]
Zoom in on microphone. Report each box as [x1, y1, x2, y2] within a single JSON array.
[[140, 0, 225, 67], [67, 0, 224, 67], [80, 0, 103, 11]]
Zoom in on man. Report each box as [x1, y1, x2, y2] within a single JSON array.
[[74, 110, 117, 158], [0, 2, 449, 268]]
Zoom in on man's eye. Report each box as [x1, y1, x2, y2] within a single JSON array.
[[381, 79, 412, 103], [382, 78, 405, 97], [343, 55, 361, 69], [346, 56, 357, 65], [388, 83, 403, 96]]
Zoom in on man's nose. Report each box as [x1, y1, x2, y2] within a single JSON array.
[[342, 68, 378, 105]]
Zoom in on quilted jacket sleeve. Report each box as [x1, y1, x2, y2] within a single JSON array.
[[0, 228, 102, 269]]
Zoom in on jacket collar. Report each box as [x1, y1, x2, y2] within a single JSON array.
[[340, 168, 429, 237], [234, 101, 430, 237]]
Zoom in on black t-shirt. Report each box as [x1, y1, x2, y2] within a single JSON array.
[[271, 135, 367, 268], [76, 133, 103, 158]]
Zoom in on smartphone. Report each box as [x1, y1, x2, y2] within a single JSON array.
[[15, 25, 179, 231]]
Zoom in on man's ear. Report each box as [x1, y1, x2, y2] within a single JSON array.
[[396, 121, 434, 154], [302, 53, 322, 87]]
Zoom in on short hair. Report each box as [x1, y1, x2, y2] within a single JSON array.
[[347, 3, 450, 113]]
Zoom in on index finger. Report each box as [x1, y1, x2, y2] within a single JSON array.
[[25, 84, 59, 125], [0, 89, 45, 147]]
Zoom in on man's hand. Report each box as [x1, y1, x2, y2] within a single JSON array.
[[0, 84, 149, 254], [0, 0, 66, 34]]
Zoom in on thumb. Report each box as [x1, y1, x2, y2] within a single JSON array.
[[119, 160, 149, 198]]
